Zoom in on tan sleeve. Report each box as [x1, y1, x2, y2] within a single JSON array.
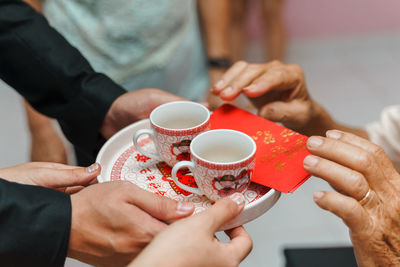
[[366, 105, 400, 171]]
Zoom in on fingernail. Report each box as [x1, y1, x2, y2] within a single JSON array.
[[326, 130, 342, 140], [177, 202, 194, 215], [303, 155, 318, 167], [86, 163, 99, 173], [223, 86, 233, 93], [313, 191, 325, 201], [243, 84, 257, 91], [307, 136, 323, 149], [229, 193, 245, 206], [215, 80, 225, 89]]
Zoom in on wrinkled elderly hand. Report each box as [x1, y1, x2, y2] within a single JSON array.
[[304, 130, 400, 266], [69, 181, 195, 266], [211, 61, 335, 135], [0, 162, 100, 194], [101, 88, 184, 139], [129, 193, 252, 267]]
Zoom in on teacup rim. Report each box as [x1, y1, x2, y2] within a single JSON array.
[[150, 101, 210, 131], [190, 129, 257, 166]]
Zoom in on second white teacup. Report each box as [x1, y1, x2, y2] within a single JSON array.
[[172, 129, 257, 201]]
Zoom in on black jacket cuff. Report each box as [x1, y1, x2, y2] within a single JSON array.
[[0, 179, 71, 267]]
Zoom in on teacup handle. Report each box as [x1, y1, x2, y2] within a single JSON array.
[[133, 129, 161, 160], [171, 161, 203, 195]]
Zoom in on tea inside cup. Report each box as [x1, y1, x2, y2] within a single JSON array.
[[191, 129, 256, 164], [150, 101, 209, 130]]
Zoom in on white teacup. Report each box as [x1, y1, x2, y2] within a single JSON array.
[[133, 101, 210, 167], [172, 129, 257, 201]]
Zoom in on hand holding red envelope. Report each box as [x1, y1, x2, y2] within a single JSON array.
[[210, 104, 311, 193]]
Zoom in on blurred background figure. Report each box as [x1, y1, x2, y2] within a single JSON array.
[[230, 0, 287, 61], [22, 0, 231, 166]]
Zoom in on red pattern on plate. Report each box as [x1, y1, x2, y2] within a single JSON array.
[[110, 137, 270, 213]]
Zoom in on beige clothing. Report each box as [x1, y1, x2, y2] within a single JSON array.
[[366, 105, 400, 170]]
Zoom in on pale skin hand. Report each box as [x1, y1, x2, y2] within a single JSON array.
[[0, 162, 100, 194], [211, 60, 368, 138], [304, 130, 400, 266], [129, 193, 252, 267], [69, 181, 195, 267]]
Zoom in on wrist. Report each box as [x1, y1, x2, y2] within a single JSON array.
[[297, 100, 337, 136], [208, 57, 232, 70]]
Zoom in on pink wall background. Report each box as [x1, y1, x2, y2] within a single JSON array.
[[248, 0, 400, 39]]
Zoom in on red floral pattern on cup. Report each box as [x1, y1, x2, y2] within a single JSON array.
[[152, 123, 210, 167], [192, 158, 256, 201]]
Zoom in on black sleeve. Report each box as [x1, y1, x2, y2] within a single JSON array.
[[0, 0, 126, 159], [0, 179, 71, 267]]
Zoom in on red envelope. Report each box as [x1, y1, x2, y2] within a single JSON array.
[[210, 104, 311, 193]]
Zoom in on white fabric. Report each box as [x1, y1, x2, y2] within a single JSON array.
[[366, 105, 400, 170]]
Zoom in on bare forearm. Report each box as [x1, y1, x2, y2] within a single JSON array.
[[24, 100, 53, 129], [197, 0, 231, 58], [299, 101, 369, 139]]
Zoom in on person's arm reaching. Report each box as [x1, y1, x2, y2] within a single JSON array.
[[0, 0, 126, 159], [211, 60, 368, 138], [0, 162, 195, 266]]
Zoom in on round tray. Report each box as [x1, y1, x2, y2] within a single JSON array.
[[96, 119, 281, 230]]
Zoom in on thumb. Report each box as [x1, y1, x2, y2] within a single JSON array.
[[199, 193, 245, 232], [47, 163, 101, 188], [258, 100, 310, 128], [126, 185, 195, 221]]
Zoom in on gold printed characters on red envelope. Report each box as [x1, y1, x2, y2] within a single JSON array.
[[210, 104, 311, 193]]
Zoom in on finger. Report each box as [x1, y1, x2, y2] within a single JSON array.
[[219, 65, 265, 101], [219, 86, 243, 102], [225, 226, 253, 262], [243, 64, 303, 98], [127, 203, 168, 233], [306, 136, 392, 192], [258, 100, 310, 127], [313, 191, 371, 232], [45, 163, 78, 170], [303, 155, 370, 201], [197, 193, 245, 232], [30, 162, 77, 170], [326, 130, 397, 178], [212, 61, 248, 94], [48, 163, 101, 188], [126, 185, 195, 221]]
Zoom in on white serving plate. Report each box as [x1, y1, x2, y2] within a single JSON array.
[[96, 119, 281, 230]]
